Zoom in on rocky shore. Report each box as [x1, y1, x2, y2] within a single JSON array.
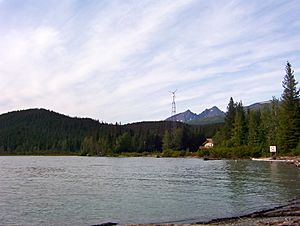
[[196, 198, 300, 225], [276, 156, 300, 167], [95, 199, 300, 226], [251, 156, 300, 167]]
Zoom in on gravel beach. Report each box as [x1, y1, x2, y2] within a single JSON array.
[[120, 199, 300, 226]]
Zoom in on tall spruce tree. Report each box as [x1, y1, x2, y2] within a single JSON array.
[[260, 97, 280, 148], [279, 61, 300, 152], [224, 97, 236, 140], [248, 110, 262, 146], [231, 101, 246, 146], [162, 130, 173, 150], [213, 97, 237, 147]]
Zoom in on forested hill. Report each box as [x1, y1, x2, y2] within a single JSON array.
[[0, 109, 221, 155], [0, 109, 105, 155]]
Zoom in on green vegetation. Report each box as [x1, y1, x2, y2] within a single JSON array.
[[212, 62, 299, 157], [0, 109, 222, 156], [187, 115, 225, 125]]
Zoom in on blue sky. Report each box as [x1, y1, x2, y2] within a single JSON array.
[[0, 0, 299, 123]]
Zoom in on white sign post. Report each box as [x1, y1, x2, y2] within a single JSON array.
[[270, 146, 276, 153], [270, 146, 277, 158]]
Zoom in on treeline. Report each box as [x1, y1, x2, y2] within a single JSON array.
[[80, 123, 219, 156], [0, 108, 221, 155], [209, 62, 300, 158]]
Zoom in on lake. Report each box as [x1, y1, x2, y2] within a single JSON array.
[[0, 156, 299, 225]]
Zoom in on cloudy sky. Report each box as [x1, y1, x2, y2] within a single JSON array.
[[0, 0, 299, 123]]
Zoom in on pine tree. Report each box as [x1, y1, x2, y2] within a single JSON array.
[[231, 101, 247, 146], [260, 97, 280, 149], [162, 128, 183, 151], [224, 97, 236, 140], [115, 132, 132, 153], [248, 110, 262, 146], [213, 97, 237, 146], [279, 61, 300, 152], [173, 128, 183, 150], [162, 130, 172, 151]]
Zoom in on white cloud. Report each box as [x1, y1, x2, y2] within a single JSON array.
[[0, 0, 299, 122]]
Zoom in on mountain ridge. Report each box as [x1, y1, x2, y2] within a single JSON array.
[[165, 100, 272, 125], [165, 106, 225, 125]]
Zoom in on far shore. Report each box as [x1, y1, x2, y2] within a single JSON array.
[[0, 153, 299, 160], [1, 153, 299, 167]]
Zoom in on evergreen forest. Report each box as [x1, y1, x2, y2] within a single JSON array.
[[209, 62, 300, 158], [0, 108, 221, 156]]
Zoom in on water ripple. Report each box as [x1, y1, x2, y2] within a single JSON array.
[[0, 156, 299, 225]]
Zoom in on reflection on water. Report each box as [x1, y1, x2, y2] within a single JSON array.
[[0, 156, 299, 225]]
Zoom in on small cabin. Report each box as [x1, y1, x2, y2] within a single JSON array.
[[200, 138, 214, 149]]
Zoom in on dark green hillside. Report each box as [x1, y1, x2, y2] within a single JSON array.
[[188, 115, 225, 125], [0, 109, 219, 155], [0, 109, 113, 155]]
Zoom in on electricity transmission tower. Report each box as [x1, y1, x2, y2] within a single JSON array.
[[169, 90, 177, 128], [169, 89, 177, 116]]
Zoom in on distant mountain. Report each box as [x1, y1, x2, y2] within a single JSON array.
[[245, 101, 271, 110], [165, 109, 198, 122], [165, 106, 225, 125], [198, 106, 225, 118], [165, 101, 272, 125]]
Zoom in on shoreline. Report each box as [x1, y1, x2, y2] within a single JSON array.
[[196, 198, 300, 225], [1, 154, 299, 165], [251, 156, 300, 167], [1, 154, 300, 166], [110, 199, 299, 226]]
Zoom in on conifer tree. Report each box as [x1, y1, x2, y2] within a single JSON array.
[[224, 97, 236, 140], [260, 97, 280, 148], [231, 101, 246, 146], [115, 132, 132, 153], [173, 128, 183, 150], [248, 110, 262, 146], [162, 130, 172, 150], [279, 61, 300, 152]]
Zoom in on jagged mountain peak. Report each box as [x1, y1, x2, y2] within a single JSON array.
[[165, 109, 197, 122], [198, 106, 225, 118], [165, 106, 225, 123], [210, 106, 219, 110]]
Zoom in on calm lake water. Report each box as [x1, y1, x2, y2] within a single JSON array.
[[0, 156, 299, 225]]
